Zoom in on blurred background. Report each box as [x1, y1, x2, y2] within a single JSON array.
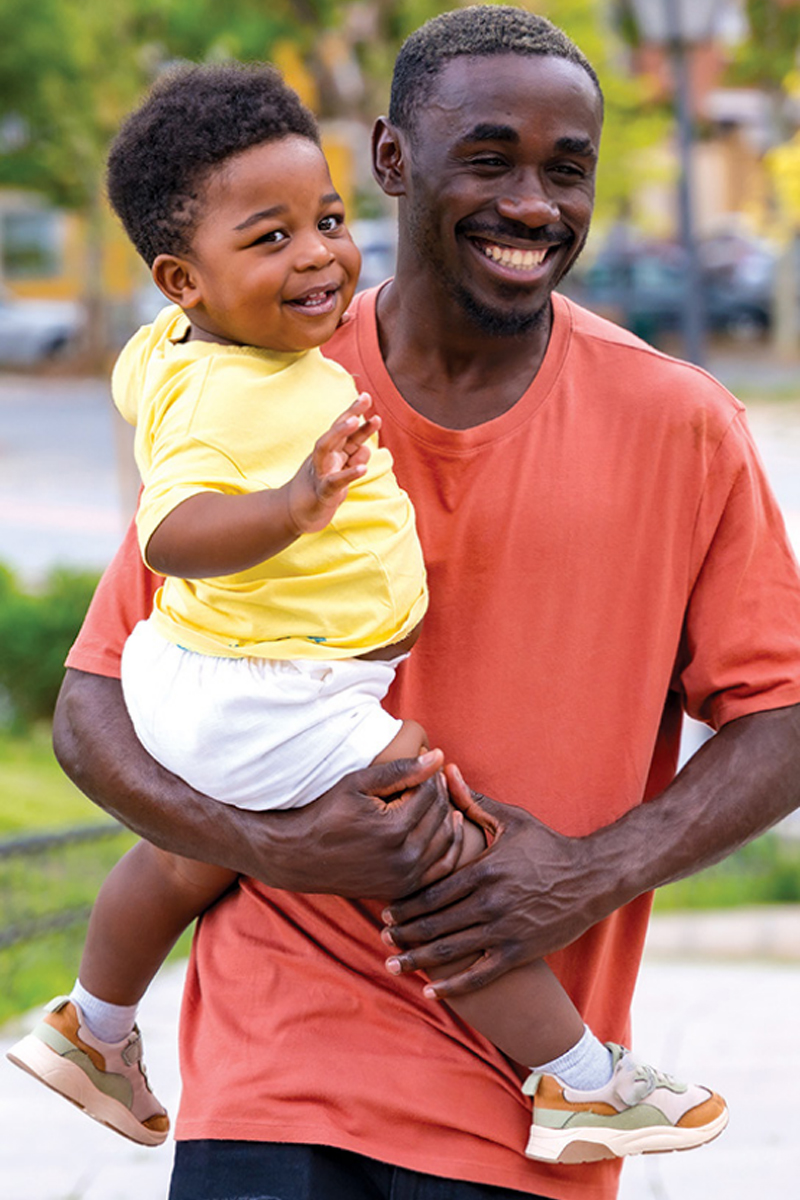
[[1, 3, 800, 1198]]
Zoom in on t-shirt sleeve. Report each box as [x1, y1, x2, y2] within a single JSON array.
[[134, 363, 259, 568], [678, 410, 800, 729], [65, 517, 163, 679]]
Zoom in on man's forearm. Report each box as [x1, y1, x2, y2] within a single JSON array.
[[53, 669, 284, 876], [594, 703, 800, 909], [53, 668, 459, 897]]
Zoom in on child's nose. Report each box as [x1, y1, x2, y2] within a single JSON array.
[[296, 232, 336, 270]]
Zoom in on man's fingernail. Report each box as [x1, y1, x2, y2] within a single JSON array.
[[418, 750, 438, 766], [380, 928, 395, 946], [422, 985, 439, 1000], [382, 907, 395, 925], [385, 957, 402, 975]]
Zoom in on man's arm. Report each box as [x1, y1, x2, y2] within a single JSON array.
[[381, 703, 800, 996], [53, 668, 462, 898]]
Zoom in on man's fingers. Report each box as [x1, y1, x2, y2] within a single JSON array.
[[422, 950, 516, 1000], [359, 749, 445, 800], [382, 851, 481, 931], [445, 763, 500, 837], [415, 811, 464, 889]]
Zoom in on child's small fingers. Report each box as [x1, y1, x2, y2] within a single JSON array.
[[344, 415, 381, 450]]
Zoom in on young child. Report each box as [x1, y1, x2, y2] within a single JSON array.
[[8, 62, 727, 1166]]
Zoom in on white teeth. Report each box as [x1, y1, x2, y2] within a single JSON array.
[[480, 243, 548, 270], [297, 291, 328, 306]]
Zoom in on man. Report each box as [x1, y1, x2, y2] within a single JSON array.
[[53, 7, 800, 1199]]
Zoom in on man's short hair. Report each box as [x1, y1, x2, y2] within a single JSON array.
[[389, 4, 602, 134], [107, 62, 321, 266]]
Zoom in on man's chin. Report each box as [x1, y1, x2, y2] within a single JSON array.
[[455, 285, 550, 338]]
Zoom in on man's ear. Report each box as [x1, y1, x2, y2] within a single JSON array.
[[151, 254, 203, 309], [371, 117, 407, 198]]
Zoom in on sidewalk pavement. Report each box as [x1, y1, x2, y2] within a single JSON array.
[[1, 907, 800, 1200]]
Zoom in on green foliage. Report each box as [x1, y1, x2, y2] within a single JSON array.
[[0, 565, 99, 730], [0, 726, 98, 832], [727, 0, 800, 93], [655, 832, 800, 911], [545, 0, 671, 225]]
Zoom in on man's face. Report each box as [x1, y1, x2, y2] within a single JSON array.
[[398, 54, 602, 336]]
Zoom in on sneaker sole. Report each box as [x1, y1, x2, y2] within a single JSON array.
[[6, 1036, 168, 1147], [525, 1107, 730, 1164]]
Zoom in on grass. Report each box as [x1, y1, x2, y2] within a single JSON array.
[[0, 726, 170, 1026], [0, 723, 101, 833], [654, 832, 800, 911]]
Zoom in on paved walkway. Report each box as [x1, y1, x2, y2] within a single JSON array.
[[2, 908, 800, 1199]]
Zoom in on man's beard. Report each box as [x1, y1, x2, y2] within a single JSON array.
[[452, 282, 550, 337]]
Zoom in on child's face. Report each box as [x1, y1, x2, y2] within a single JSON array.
[[179, 136, 361, 352]]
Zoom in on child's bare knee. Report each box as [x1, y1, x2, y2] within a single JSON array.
[[373, 718, 428, 765]]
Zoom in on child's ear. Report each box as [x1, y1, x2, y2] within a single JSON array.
[[151, 254, 203, 309]]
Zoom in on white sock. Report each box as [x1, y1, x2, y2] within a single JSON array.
[[70, 980, 139, 1045], [532, 1025, 614, 1091]]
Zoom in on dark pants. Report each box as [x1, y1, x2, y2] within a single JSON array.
[[169, 1142, 551, 1200]]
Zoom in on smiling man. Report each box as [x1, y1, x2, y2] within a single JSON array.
[[50, 7, 800, 1200]]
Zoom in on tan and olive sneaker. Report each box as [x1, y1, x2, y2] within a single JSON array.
[[6, 995, 169, 1146], [523, 1042, 728, 1164]]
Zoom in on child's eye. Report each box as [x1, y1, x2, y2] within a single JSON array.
[[251, 229, 287, 246], [319, 214, 344, 233]]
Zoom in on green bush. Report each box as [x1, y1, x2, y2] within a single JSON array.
[[655, 832, 800, 910], [0, 565, 99, 728]]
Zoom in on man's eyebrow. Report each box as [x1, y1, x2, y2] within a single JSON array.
[[457, 126, 597, 159], [234, 192, 342, 233], [555, 135, 597, 158], [458, 123, 520, 146]]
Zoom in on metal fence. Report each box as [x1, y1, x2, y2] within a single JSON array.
[[0, 822, 131, 949]]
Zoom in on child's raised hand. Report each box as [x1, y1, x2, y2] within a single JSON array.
[[287, 393, 381, 534]]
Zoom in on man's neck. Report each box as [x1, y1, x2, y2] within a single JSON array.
[[374, 277, 553, 431]]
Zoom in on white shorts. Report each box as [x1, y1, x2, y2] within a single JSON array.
[[120, 619, 404, 810]]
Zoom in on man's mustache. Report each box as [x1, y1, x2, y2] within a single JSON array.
[[458, 221, 572, 247]]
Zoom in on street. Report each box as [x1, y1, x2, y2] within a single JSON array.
[[1, 359, 799, 584]]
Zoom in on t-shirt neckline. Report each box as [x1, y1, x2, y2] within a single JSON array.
[[349, 286, 573, 449]]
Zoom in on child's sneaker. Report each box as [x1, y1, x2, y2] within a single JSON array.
[[5, 995, 169, 1146], [523, 1042, 728, 1164]]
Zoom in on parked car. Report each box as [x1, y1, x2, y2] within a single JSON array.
[[564, 237, 773, 345], [350, 217, 397, 291], [0, 294, 85, 366]]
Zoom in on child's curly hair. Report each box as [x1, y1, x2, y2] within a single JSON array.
[[107, 61, 320, 266]]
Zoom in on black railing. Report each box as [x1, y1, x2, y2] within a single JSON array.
[[0, 823, 132, 949]]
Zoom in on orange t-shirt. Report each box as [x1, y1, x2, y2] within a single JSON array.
[[67, 290, 800, 1198]]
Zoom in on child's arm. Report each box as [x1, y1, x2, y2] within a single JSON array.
[[146, 393, 379, 578]]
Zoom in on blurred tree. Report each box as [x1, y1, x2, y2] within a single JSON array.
[[727, 0, 800, 354], [543, 0, 670, 229], [0, 0, 670, 345]]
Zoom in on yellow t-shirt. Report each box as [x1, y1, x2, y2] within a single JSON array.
[[112, 305, 428, 659]]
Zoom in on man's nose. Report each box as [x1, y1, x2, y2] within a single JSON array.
[[495, 172, 560, 227]]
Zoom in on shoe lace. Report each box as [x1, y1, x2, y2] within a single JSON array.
[[630, 1060, 686, 1098]]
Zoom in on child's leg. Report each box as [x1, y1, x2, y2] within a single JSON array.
[[6, 842, 236, 1146], [373, 726, 590, 1071], [388, 756, 727, 1165], [422, 819, 589, 1069], [77, 841, 236, 1009]]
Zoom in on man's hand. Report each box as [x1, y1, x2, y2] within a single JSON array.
[[381, 706, 800, 999], [53, 670, 461, 899], [381, 764, 605, 998], [287, 393, 380, 534]]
